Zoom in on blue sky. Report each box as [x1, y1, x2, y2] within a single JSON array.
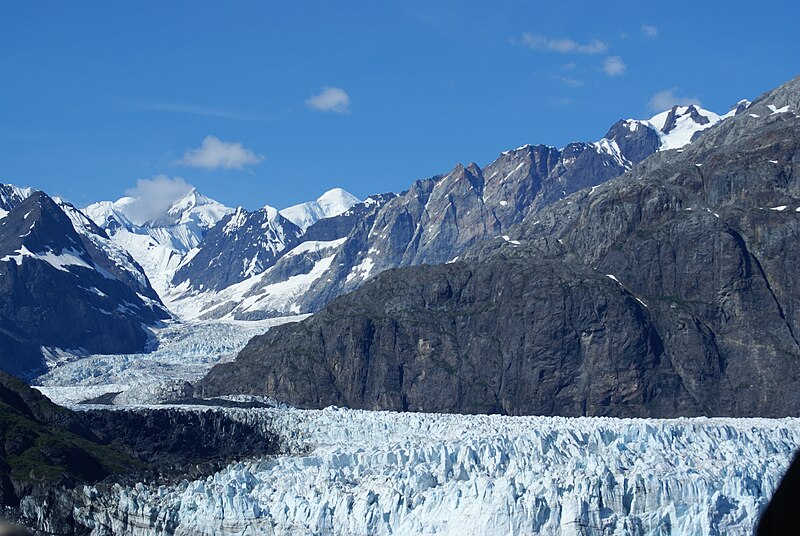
[[2, 1, 799, 211]]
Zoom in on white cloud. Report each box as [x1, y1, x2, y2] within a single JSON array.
[[123, 175, 194, 225], [306, 87, 351, 113], [603, 56, 626, 77], [518, 33, 608, 54], [129, 101, 258, 121], [648, 88, 702, 112], [641, 24, 659, 39], [177, 136, 264, 170], [552, 74, 583, 87]]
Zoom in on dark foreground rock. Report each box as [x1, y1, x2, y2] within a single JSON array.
[[0, 372, 279, 533], [758, 451, 800, 535], [198, 76, 800, 418]]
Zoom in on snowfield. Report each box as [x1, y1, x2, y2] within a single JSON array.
[[72, 405, 798, 536]]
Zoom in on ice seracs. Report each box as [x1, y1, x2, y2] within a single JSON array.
[[62, 406, 800, 536]]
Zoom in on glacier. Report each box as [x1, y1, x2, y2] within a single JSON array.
[[33, 319, 800, 535], [66, 405, 798, 535], [34, 318, 304, 405]]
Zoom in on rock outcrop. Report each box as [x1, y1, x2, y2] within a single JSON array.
[[198, 76, 800, 417], [0, 192, 169, 377]]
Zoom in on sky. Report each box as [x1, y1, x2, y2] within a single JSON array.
[[2, 1, 799, 211]]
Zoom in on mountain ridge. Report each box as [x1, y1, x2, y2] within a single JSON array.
[[196, 75, 800, 417]]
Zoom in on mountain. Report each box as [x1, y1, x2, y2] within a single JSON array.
[[280, 188, 360, 231], [185, 103, 743, 321], [0, 190, 169, 378], [165, 193, 396, 320], [3, 185, 159, 302], [0, 370, 140, 510], [197, 76, 800, 417], [0, 184, 34, 219], [169, 205, 303, 295], [0, 370, 281, 532], [84, 188, 234, 295]]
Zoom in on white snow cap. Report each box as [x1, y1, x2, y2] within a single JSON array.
[[647, 105, 723, 151], [280, 188, 360, 231]]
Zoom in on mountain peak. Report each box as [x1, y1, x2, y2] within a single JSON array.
[[280, 188, 360, 231], [161, 188, 232, 229], [0, 183, 36, 218]]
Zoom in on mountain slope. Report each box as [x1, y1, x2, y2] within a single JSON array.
[[166, 194, 396, 320], [1, 185, 161, 303], [0, 192, 168, 377], [170, 205, 303, 294], [198, 76, 800, 417], [84, 188, 234, 296], [173, 108, 712, 321]]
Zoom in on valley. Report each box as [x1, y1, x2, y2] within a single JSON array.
[[2, 71, 799, 534]]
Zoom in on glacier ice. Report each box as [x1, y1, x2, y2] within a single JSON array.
[[70, 405, 799, 535], [34, 318, 303, 405]]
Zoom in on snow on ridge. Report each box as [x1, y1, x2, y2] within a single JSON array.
[[649, 105, 723, 151], [592, 137, 631, 168], [1, 244, 95, 273], [163, 242, 341, 321], [67, 405, 800, 536], [280, 188, 360, 231], [82, 189, 233, 298]]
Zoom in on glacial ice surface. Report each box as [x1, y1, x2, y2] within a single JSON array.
[[34, 318, 303, 405], [74, 405, 800, 535]]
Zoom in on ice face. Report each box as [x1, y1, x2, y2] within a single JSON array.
[[72, 405, 800, 536]]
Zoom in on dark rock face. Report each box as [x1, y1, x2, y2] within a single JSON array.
[[198, 76, 800, 418], [0, 371, 279, 533], [197, 258, 693, 416], [171, 206, 303, 292], [0, 371, 138, 509], [293, 140, 635, 314], [78, 407, 279, 480], [604, 119, 662, 164], [0, 193, 167, 378]]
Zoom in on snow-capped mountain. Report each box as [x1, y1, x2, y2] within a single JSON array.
[[604, 102, 749, 155], [165, 193, 395, 320], [161, 104, 744, 322], [0, 183, 35, 219], [170, 205, 303, 295], [199, 75, 800, 418], [280, 188, 360, 231], [84, 188, 234, 295], [0, 189, 169, 377], [1, 183, 162, 302]]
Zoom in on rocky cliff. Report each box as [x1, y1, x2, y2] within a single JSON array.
[[198, 76, 800, 417], [0, 192, 169, 377], [0, 371, 280, 533]]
